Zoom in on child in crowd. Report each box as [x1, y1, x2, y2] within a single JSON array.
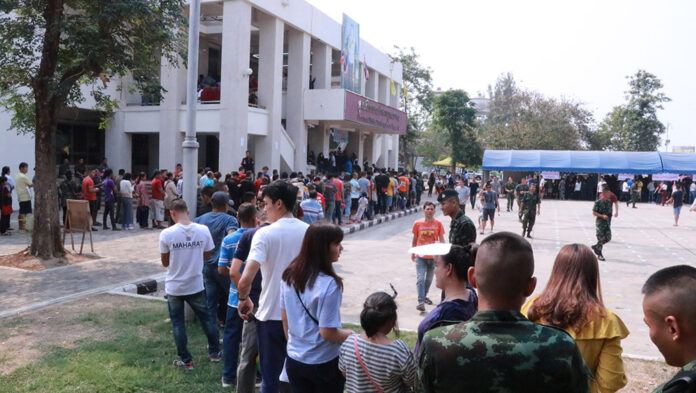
[[351, 192, 369, 223], [339, 292, 417, 393], [476, 196, 485, 232]]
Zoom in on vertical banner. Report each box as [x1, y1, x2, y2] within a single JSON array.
[[341, 14, 360, 93]]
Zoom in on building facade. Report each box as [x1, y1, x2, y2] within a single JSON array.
[[0, 0, 405, 177]]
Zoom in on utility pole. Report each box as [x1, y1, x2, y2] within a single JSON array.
[[183, 0, 201, 218]]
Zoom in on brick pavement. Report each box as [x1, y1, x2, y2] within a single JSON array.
[[0, 207, 420, 319]]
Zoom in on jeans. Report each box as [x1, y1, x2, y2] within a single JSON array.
[[344, 197, 351, 217], [366, 200, 375, 220], [223, 306, 244, 383], [103, 200, 116, 228], [203, 263, 230, 324], [386, 196, 393, 211], [332, 202, 342, 225], [0, 213, 9, 234], [120, 197, 133, 226], [166, 290, 220, 363], [416, 257, 435, 303], [237, 311, 259, 393], [136, 205, 149, 228], [324, 201, 335, 222], [377, 191, 387, 214], [286, 356, 345, 393], [257, 320, 287, 393], [691, 190, 696, 204]]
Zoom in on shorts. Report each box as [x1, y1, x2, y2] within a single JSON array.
[[674, 206, 682, 215], [482, 208, 496, 221], [88, 200, 99, 214], [18, 201, 32, 215], [151, 199, 165, 221]]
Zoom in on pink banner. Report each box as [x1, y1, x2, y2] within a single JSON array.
[[344, 91, 407, 134]]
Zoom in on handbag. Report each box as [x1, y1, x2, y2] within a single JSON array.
[[353, 335, 384, 393], [295, 288, 318, 325]]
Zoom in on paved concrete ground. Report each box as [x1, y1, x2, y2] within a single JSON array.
[[1, 198, 693, 358], [337, 198, 695, 360]]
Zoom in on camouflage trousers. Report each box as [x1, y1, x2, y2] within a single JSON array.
[[506, 194, 514, 211], [595, 219, 612, 252], [522, 210, 536, 234]]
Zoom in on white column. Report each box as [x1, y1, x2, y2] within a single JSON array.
[[366, 69, 378, 100], [287, 29, 310, 171], [378, 74, 389, 105], [256, 14, 283, 172], [391, 134, 400, 169], [106, 78, 132, 172], [382, 133, 390, 169], [311, 41, 331, 90], [357, 131, 366, 168], [390, 82, 401, 108], [219, 0, 251, 172], [159, 55, 184, 171], [375, 134, 385, 168], [322, 126, 331, 156]]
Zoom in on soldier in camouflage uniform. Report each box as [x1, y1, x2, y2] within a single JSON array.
[[503, 176, 516, 212], [419, 232, 591, 393], [642, 265, 696, 393], [437, 189, 476, 246], [591, 188, 613, 261], [515, 178, 529, 221], [519, 183, 541, 238]]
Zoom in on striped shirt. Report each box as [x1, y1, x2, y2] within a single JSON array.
[[339, 334, 417, 393]]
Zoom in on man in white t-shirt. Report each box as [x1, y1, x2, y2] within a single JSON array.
[[159, 199, 220, 370], [237, 181, 309, 393]]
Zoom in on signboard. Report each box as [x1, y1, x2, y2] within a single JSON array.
[[617, 174, 634, 180], [331, 128, 349, 144], [540, 171, 560, 180], [653, 173, 680, 181], [344, 91, 407, 134], [672, 146, 695, 153], [340, 14, 360, 94]]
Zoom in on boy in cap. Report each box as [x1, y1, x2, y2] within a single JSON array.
[[437, 189, 477, 246]]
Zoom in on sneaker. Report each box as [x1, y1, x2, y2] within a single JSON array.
[[424, 298, 433, 305], [173, 359, 194, 370], [209, 351, 222, 362], [597, 254, 606, 261], [590, 244, 599, 256], [221, 377, 236, 388], [416, 303, 425, 312], [526, 233, 532, 239]]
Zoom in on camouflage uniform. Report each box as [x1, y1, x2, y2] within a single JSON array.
[[652, 360, 696, 393], [520, 192, 540, 236], [593, 198, 613, 253], [515, 183, 529, 219], [419, 310, 591, 393], [630, 182, 640, 208], [449, 210, 477, 246], [504, 181, 516, 211]]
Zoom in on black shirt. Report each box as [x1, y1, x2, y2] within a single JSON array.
[[233, 223, 269, 305]]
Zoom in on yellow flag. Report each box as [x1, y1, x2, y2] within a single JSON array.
[[390, 76, 397, 96], [403, 80, 408, 102]]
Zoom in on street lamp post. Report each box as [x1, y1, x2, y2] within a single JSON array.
[[183, 0, 201, 218]]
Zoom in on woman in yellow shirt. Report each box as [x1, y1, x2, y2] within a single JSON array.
[[521, 244, 629, 393]]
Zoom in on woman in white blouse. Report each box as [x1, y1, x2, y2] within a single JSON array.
[[119, 173, 134, 230]]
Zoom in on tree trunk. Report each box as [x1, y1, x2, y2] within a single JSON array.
[[30, 103, 65, 259], [29, 0, 66, 259]]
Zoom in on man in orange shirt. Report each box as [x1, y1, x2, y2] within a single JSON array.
[[398, 172, 410, 210], [82, 168, 101, 230], [412, 201, 446, 311]]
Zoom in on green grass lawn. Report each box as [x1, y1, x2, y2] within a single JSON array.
[[0, 298, 417, 393]]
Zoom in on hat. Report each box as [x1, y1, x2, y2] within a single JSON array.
[[211, 191, 229, 208], [437, 189, 459, 203]]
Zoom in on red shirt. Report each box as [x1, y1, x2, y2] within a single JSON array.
[[316, 192, 325, 207], [82, 177, 96, 201], [333, 178, 344, 201], [151, 178, 164, 200], [412, 218, 446, 259], [254, 179, 262, 193]]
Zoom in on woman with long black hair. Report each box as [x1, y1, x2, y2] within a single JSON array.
[[281, 223, 354, 392]]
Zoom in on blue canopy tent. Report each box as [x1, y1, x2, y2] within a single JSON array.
[[482, 150, 664, 174], [659, 152, 696, 173]]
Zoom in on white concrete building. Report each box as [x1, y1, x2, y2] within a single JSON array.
[[0, 0, 405, 177]]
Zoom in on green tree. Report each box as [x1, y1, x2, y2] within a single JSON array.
[[432, 90, 482, 173], [482, 73, 596, 150], [597, 70, 671, 151], [390, 46, 434, 170], [0, 0, 186, 258]]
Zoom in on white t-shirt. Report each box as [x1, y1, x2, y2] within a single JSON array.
[[574, 181, 581, 192], [690, 183, 696, 192], [622, 182, 629, 192], [662, 183, 668, 191], [119, 180, 133, 198], [597, 181, 606, 193], [159, 223, 214, 296], [247, 217, 309, 321]]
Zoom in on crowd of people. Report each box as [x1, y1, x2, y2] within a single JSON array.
[[159, 176, 696, 392]]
